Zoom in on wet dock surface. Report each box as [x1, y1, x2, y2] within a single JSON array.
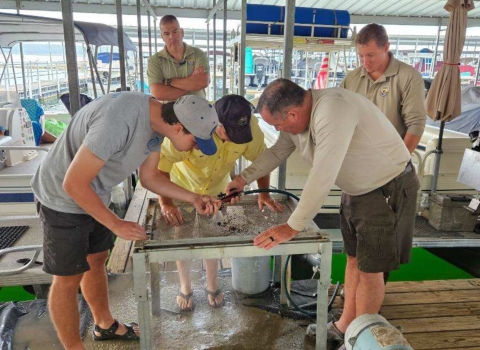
[[84, 270, 317, 350], [10, 273, 480, 349]]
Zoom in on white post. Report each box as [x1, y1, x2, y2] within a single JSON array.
[[28, 62, 33, 99], [37, 63, 42, 100]]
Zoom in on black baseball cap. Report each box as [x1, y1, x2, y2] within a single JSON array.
[[214, 95, 254, 144]]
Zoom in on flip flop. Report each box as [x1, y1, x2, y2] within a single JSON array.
[[206, 288, 224, 308], [177, 291, 194, 311], [92, 319, 139, 341]]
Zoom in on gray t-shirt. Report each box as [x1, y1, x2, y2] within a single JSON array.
[[31, 92, 163, 214]]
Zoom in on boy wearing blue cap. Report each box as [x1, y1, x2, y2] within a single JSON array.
[[31, 92, 221, 349]]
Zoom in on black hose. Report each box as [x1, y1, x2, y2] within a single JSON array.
[[283, 254, 316, 317], [243, 188, 340, 317], [282, 255, 340, 317], [243, 188, 340, 316], [329, 281, 341, 311], [243, 188, 300, 201]]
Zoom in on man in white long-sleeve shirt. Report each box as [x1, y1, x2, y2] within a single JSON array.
[[226, 79, 419, 348]]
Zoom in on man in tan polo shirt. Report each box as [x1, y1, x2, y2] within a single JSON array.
[[147, 15, 209, 102], [341, 23, 426, 153]]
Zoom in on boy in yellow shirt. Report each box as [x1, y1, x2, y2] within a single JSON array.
[[158, 95, 282, 310]]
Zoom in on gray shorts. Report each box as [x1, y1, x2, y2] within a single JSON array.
[[37, 202, 115, 276], [340, 163, 419, 273]]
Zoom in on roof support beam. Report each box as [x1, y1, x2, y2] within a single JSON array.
[[5, 1, 480, 28], [349, 15, 480, 27], [4, 1, 240, 19], [60, 0, 80, 115], [206, 0, 224, 22], [141, 0, 157, 21]]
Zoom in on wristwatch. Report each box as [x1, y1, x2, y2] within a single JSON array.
[[164, 78, 172, 86]]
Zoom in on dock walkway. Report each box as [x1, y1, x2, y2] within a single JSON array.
[[332, 279, 480, 350]]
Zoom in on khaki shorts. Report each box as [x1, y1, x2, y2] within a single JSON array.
[[340, 164, 419, 273], [37, 202, 115, 276]]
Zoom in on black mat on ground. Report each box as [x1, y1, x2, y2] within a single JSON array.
[[314, 214, 340, 230], [0, 294, 92, 349], [0, 226, 29, 250]]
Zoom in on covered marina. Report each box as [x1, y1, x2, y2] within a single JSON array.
[[1, 1, 480, 350]]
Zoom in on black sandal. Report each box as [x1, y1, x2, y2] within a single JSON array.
[[93, 319, 140, 341]]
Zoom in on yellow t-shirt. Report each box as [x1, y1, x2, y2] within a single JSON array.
[[158, 116, 266, 196]]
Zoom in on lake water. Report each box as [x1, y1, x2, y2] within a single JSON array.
[[43, 81, 123, 113]]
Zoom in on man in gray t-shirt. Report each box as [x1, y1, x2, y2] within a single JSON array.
[[31, 92, 221, 348]]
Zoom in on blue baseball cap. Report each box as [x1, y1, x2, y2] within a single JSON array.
[[173, 95, 219, 155]]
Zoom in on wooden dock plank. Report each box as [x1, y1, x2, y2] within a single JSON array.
[[391, 315, 480, 333], [405, 331, 480, 350], [380, 301, 480, 319], [107, 185, 147, 273], [383, 289, 480, 306], [384, 279, 480, 293], [332, 287, 480, 308]]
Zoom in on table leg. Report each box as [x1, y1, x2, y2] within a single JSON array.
[[316, 241, 332, 350], [151, 262, 161, 316], [133, 252, 152, 350], [280, 255, 291, 306]]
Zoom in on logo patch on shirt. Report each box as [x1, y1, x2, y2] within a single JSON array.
[[380, 85, 390, 97], [188, 59, 195, 65], [147, 136, 161, 152]]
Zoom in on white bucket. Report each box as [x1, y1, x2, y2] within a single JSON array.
[[345, 314, 413, 350], [231, 256, 271, 295]]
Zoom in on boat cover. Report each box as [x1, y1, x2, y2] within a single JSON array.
[[0, 12, 136, 50]]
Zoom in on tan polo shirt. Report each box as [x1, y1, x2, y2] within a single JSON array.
[[340, 53, 426, 138], [147, 43, 209, 98], [241, 89, 410, 232]]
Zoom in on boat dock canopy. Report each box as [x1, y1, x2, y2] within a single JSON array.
[[2, 0, 480, 26], [0, 12, 136, 50]]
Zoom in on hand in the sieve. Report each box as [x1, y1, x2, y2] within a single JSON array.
[[161, 202, 184, 226]]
